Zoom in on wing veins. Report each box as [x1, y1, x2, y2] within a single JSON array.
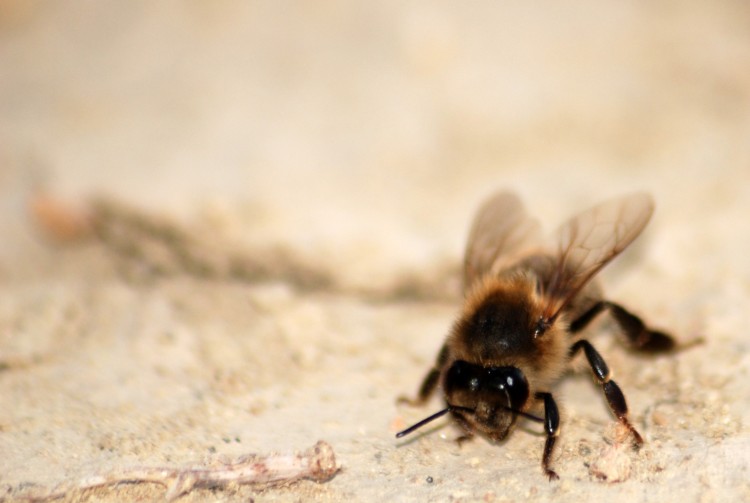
[[542, 193, 654, 321]]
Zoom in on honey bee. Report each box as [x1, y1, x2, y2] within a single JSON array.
[[396, 191, 675, 479]]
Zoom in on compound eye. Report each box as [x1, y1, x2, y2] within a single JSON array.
[[444, 360, 481, 395], [469, 377, 480, 391], [505, 368, 529, 410], [486, 367, 529, 411]]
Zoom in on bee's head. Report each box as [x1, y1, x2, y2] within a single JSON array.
[[442, 360, 530, 440], [395, 360, 540, 442]]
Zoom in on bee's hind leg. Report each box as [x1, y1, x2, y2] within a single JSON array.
[[569, 301, 675, 353]]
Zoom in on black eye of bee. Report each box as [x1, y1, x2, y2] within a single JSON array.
[[469, 377, 480, 391], [485, 366, 529, 411], [445, 360, 475, 392], [445, 361, 530, 412]]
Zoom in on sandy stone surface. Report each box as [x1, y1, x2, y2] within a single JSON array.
[[1, 1, 749, 501]]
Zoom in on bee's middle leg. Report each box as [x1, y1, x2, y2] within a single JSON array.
[[569, 340, 643, 447]]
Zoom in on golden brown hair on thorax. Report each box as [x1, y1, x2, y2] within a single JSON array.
[[450, 275, 543, 365]]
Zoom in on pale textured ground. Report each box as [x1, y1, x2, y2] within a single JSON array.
[[1, 1, 749, 502]]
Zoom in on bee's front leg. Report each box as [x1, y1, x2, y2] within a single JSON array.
[[398, 344, 449, 406], [535, 392, 560, 481], [452, 412, 476, 447]]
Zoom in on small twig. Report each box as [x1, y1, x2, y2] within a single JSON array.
[[14, 441, 339, 502]]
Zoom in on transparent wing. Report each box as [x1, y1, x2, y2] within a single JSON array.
[[540, 192, 655, 321], [463, 191, 542, 291]]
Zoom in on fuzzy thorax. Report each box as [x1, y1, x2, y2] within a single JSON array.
[[447, 273, 570, 393]]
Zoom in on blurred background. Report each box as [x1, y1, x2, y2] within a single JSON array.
[[2, 1, 748, 273]]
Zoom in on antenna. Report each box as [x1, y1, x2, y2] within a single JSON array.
[[396, 407, 451, 438]]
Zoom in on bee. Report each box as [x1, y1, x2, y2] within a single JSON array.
[[396, 191, 675, 479]]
